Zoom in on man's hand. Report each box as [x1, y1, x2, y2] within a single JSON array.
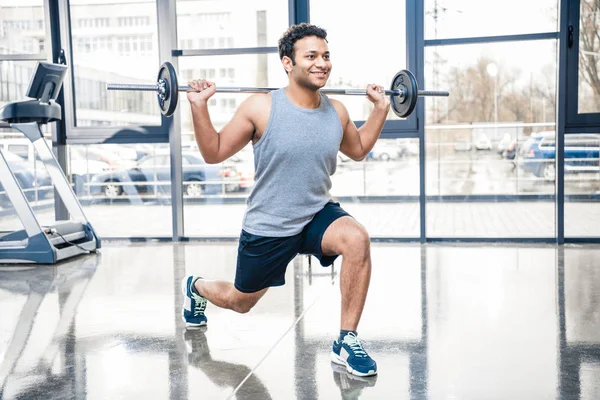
[[365, 84, 390, 110], [187, 79, 217, 105]]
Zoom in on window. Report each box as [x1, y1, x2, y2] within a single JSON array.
[[425, 39, 558, 238], [7, 144, 28, 158], [424, 0, 558, 40]]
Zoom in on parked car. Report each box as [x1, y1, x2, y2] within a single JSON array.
[[0, 151, 52, 207], [521, 132, 600, 180], [474, 134, 492, 151], [88, 151, 239, 198]]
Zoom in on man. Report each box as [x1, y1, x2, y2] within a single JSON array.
[[182, 23, 389, 377]]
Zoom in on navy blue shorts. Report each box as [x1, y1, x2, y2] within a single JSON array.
[[234, 202, 351, 293]]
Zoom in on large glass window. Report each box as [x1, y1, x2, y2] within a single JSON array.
[[0, 61, 39, 106], [64, 143, 172, 237], [310, 0, 406, 122], [178, 53, 287, 142], [425, 0, 558, 40], [309, 0, 419, 237], [564, 131, 600, 237], [425, 40, 557, 237], [0, 1, 46, 56], [176, 0, 288, 50], [69, 0, 161, 127], [0, 129, 55, 234], [0, 60, 55, 230], [180, 53, 281, 238]]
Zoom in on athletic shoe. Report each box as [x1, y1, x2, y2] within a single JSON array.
[[181, 275, 207, 328], [331, 332, 377, 376]]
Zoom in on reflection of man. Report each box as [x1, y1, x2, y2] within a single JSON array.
[[183, 329, 272, 399], [331, 362, 377, 400]]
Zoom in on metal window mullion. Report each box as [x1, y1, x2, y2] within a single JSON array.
[[408, 0, 426, 243], [173, 47, 278, 57], [556, 0, 570, 244], [64, 126, 168, 144], [292, 0, 309, 24], [57, 0, 76, 134], [157, 0, 184, 241], [424, 32, 559, 47], [0, 54, 47, 61], [47, 0, 70, 221]]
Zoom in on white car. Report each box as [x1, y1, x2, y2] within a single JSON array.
[[474, 134, 492, 151]]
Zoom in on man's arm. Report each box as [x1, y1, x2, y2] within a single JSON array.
[[188, 79, 265, 164], [335, 84, 391, 161]]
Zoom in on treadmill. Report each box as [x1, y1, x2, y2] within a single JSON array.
[[0, 62, 100, 264]]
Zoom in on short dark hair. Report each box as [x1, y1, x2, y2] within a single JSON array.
[[278, 23, 328, 64]]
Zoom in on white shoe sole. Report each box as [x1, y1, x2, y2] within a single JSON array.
[[330, 351, 377, 377], [184, 321, 206, 329], [181, 277, 207, 329]]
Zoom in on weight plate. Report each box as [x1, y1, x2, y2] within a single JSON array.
[[390, 69, 418, 118], [157, 62, 178, 117]]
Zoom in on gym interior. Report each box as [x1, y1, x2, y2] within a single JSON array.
[[1, 0, 599, 398]]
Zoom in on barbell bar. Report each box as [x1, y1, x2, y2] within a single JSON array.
[[107, 83, 449, 97], [106, 62, 449, 118]]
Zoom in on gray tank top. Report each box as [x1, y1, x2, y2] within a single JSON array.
[[242, 88, 343, 237]]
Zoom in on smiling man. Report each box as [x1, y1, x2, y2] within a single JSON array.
[[181, 23, 389, 377]]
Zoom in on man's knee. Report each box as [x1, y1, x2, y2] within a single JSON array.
[[233, 299, 255, 314], [340, 225, 371, 257], [230, 288, 266, 314]]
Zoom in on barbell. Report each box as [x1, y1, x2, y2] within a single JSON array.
[[106, 62, 449, 118]]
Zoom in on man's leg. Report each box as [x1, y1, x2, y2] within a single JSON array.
[[182, 277, 268, 328], [319, 214, 377, 377], [183, 230, 300, 327], [320, 216, 371, 332], [195, 280, 268, 314]]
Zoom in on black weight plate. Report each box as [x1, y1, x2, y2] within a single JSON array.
[[157, 62, 178, 117], [390, 69, 418, 118]]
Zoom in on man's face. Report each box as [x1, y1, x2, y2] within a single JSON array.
[[287, 35, 331, 90]]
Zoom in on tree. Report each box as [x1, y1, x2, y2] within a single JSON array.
[[441, 57, 516, 124]]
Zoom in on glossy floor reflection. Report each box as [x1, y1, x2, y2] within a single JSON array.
[[1, 243, 600, 399]]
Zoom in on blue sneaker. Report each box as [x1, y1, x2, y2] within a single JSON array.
[[181, 276, 208, 328], [331, 332, 377, 377]]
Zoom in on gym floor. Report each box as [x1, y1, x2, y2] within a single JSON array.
[[0, 242, 599, 399]]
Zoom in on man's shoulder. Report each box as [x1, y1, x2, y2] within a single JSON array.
[[245, 92, 272, 108], [324, 96, 348, 121], [239, 93, 270, 117]]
